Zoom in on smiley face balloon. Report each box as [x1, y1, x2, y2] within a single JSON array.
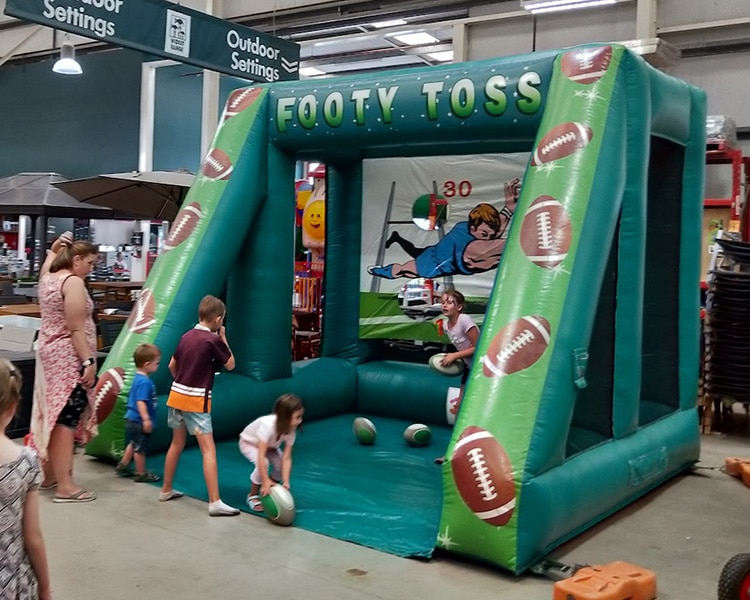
[[302, 198, 326, 249]]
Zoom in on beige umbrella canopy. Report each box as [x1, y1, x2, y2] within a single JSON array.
[[54, 170, 194, 221], [0, 172, 120, 218]]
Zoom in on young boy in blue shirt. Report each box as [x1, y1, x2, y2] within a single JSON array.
[[115, 343, 161, 482]]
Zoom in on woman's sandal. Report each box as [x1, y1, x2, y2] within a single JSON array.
[[52, 490, 96, 503], [39, 482, 58, 491], [246, 494, 263, 512]]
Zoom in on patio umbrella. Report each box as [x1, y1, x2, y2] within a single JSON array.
[[54, 170, 194, 221], [0, 172, 132, 275], [0, 172, 120, 219]]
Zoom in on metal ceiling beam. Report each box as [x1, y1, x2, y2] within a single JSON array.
[[0, 24, 43, 68]]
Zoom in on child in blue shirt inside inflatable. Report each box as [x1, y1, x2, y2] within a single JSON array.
[[115, 343, 162, 483]]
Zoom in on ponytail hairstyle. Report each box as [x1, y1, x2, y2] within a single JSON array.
[[0, 359, 22, 416], [50, 240, 98, 273], [274, 393, 304, 435]]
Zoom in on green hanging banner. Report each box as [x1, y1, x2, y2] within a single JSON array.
[[4, 0, 300, 82]]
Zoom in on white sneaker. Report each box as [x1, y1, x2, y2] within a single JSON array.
[[159, 490, 184, 502], [208, 500, 240, 517]]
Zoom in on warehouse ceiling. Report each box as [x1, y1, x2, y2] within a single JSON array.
[[234, 1, 507, 78]]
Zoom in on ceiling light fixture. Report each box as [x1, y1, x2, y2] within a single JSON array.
[[299, 66, 325, 77], [427, 51, 454, 62], [391, 32, 439, 46], [521, 0, 624, 15], [371, 19, 407, 28], [52, 40, 83, 75]]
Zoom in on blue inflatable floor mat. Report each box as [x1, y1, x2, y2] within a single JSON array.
[[149, 414, 452, 557]]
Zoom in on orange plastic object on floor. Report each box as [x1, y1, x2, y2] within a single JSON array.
[[552, 561, 656, 600], [725, 457, 750, 478]]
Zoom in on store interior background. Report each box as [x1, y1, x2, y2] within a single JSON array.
[[0, 0, 746, 307]]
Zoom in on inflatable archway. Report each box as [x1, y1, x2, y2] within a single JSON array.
[[88, 44, 705, 573]]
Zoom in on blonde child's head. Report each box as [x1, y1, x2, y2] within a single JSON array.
[[134, 343, 161, 369], [274, 394, 304, 434], [0, 359, 22, 417], [198, 295, 226, 332]]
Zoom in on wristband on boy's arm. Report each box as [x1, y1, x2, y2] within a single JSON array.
[[500, 206, 514, 220]]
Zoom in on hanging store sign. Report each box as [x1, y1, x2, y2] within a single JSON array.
[[4, 0, 300, 82]]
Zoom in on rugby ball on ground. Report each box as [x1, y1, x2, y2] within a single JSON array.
[[451, 426, 515, 527], [93, 367, 125, 424], [429, 353, 464, 377], [164, 202, 201, 251], [352, 417, 377, 445], [404, 423, 432, 447], [201, 147, 233, 180], [531, 122, 593, 166], [223, 87, 263, 120], [519, 196, 572, 269], [560, 45, 613, 85], [481, 316, 551, 378], [127, 288, 156, 335], [260, 485, 296, 526]]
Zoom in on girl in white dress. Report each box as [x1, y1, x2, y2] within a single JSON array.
[[0, 359, 51, 599], [238, 394, 304, 511]]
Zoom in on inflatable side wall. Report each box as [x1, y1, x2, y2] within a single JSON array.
[[438, 47, 704, 572]]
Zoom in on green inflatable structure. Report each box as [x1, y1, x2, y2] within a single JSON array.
[[88, 44, 705, 573]]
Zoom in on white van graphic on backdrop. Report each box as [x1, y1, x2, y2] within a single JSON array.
[[165, 9, 191, 57]]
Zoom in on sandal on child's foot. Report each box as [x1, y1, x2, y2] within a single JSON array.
[[115, 463, 134, 478], [246, 494, 263, 512], [134, 471, 161, 483]]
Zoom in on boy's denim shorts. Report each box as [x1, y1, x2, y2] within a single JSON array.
[[124, 419, 151, 454], [167, 407, 213, 435]]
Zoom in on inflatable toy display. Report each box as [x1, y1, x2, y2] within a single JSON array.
[[87, 44, 705, 573]]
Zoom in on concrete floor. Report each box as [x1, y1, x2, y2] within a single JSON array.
[[39, 430, 750, 600]]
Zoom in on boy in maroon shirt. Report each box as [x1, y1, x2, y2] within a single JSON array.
[[159, 295, 239, 516]]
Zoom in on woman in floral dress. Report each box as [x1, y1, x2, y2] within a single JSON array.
[[30, 233, 98, 503]]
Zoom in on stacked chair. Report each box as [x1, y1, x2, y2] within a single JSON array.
[[703, 237, 750, 431]]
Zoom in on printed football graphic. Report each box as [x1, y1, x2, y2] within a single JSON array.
[[520, 196, 572, 269], [93, 367, 125, 424], [164, 202, 202, 251], [222, 87, 263, 120], [560, 45, 613, 85], [531, 122, 593, 166], [127, 288, 156, 335], [201, 147, 233, 181], [451, 426, 516, 527], [481, 315, 551, 377]]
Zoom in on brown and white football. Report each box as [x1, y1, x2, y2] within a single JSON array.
[[531, 122, 593, 166], [451, 426, 515, 527], [127, 288, 156, 335], [93, 367, 125, 424], [481, 315, 551, 377], [201, 147, 233, 181], [222, 87, 263, 120], [164, 202, 201, 251], [560, 45, 613, 85], [519, 195, 572, 269]]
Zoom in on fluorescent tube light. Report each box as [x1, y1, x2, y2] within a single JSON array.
[[371, 19, 407, 28], [299, 66, 325, 77], [392, 32, 439, 46], [521, 0, 620, 14], [428, 51, 454, 62]]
